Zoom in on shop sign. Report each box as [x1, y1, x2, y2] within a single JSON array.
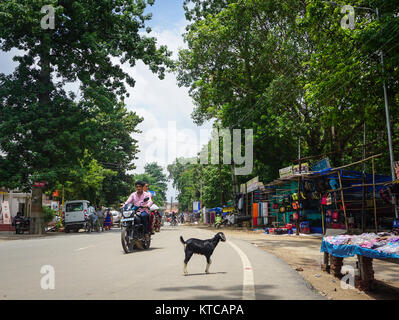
[[1, 201, 11, 225], [312, 158, 331, 172], [246, 176, 259, 193], [193, 201, 200, 213], [240, 184, 246, 193], [279, 166, 293, 178], [293, 162, 309, 174], [33, 181, 47, 188]]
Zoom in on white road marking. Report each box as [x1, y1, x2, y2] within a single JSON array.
[[75, 245, 94, 251], [227, 240, 256, 300]]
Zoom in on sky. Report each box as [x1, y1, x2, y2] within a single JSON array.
[[0, 1, 213, 203]]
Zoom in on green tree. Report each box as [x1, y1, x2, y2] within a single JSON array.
[[0, 0, 172, 188], [0, 0, 173, 232], [178, 0, 399, 183]]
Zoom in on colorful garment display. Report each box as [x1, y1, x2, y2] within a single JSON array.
[[322, 233, 399, 256]]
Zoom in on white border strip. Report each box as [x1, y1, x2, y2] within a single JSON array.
[[227, 240, 256, 300]]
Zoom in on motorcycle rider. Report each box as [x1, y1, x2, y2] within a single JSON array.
[[123, 180, 153, 240]]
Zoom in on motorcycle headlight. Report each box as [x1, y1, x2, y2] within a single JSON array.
[[122, 210, 132, 218]]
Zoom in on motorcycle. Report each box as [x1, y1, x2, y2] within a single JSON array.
[[149, 204, 161, 233], [121, 199, 151, 253], [85, 214, 100, 233], [153, 211, 162, 232], [170, 215, 178, 227], [214, 214, 223, 229], [14, 216, 30, 234]]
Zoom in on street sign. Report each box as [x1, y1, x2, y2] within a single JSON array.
[[193, 201, 200, 213], [33, 181, 47, 188], [149, 190, 156, 197]]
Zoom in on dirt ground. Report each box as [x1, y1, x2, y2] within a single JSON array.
[[190, 225, 399, 300]]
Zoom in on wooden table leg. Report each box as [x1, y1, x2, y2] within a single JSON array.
[[330, 255, 344, 278], [321, 252, 330, 273], [357, 255, 375, 291]]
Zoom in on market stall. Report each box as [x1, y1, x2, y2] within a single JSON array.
[[320, 231, 399, 290]]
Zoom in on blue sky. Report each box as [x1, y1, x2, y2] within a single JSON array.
[[146, 0, 187, 30], [0, 1, 212, 202]]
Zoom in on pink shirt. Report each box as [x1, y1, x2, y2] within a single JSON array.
[[124, 191, 153, 211]]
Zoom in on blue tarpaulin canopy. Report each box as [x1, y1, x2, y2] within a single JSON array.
[[321, 240, 399, 259]]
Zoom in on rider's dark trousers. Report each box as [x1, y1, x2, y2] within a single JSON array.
[[139, 212, 150, 234]]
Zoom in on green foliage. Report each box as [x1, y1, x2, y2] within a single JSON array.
[[42, 205, 57, 224], [0, 0, 173, 193], [178, 0, 399, 186]]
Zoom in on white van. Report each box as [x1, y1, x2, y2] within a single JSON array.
[[62, 200, 95, 233]]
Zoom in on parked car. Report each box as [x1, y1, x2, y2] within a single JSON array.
[[111, 210, 121, 227], [62, 200, 95, 233]]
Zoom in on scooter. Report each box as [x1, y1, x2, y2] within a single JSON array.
[[170, 215, 178, 227], [14, 216, 30, 234], [153, 211, 162, 232], [85, 214, 100, 233], [214, 214, 223, 229]]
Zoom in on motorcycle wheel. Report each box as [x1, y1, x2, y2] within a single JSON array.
[[143, 237, 151, 250], [121, 228, 133, 253]]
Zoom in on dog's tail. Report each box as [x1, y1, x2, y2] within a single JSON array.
[[180, 236, 186, 245]]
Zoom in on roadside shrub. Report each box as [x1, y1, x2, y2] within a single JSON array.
[[42, 206, 57, 224]]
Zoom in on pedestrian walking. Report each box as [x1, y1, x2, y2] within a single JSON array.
[[96, 206, 105, 231], [104, 208, 113, 230]]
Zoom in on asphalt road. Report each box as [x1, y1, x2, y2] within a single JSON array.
[[0, 224, 323, 300]]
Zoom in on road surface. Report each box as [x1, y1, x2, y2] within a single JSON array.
[[0, 224, 323, 300]]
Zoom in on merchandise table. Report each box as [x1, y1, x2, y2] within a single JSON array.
[[320, 235, 399, 291]]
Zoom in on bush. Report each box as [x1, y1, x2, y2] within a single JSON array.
[[42, 206, 57, 224]]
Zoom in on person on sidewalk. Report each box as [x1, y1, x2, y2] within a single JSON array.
[[104, 208, 113, 231], [96, 206, 105, 231]]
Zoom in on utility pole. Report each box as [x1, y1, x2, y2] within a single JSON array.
[[218, 133, 223, 206], [362, 123, 367, 232]]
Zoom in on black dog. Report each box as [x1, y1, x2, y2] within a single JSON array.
[[180, 232, 226, 276]]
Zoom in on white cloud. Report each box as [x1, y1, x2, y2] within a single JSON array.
[[121, 18, 213, 200]]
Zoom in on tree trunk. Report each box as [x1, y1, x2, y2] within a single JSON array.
[[30, 187, 44, 235], [32, 33, 52, 234]]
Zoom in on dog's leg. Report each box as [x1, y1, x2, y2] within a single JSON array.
[[205, 256, 212, 274]]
